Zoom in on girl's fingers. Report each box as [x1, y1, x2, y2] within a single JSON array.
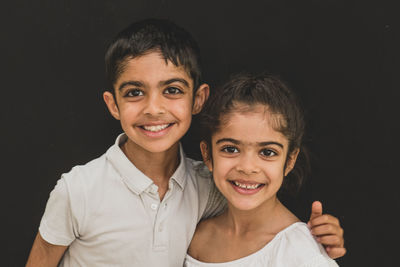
[[326, 246, 347, 259]]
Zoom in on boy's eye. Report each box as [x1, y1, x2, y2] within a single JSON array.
[[260, 149, 277, 157], [164, 87, 183, 95], [125, 89, 144, 97], [221, 146, 239, 154]]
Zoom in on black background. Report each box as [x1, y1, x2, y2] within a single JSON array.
[[2, 0, 399, 266]]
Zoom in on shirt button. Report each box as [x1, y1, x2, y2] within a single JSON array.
[[150, 186, 158, 195], [151, 204, 158, 210]]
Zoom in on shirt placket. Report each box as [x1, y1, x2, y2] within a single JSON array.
[[152, 179, 176, 252]]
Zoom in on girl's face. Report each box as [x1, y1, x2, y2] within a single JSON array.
[[201, 104, 298, 211]]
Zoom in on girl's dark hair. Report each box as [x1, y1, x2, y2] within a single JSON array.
[[201, 72, 309, 196], [105, 18, 202, 94]]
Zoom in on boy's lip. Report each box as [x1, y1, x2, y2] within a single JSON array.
[[137, 122, 175, 137]]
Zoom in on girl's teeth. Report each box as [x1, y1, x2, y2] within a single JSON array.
[[143, 124, 169, 132], [234, 181, 260, 189]]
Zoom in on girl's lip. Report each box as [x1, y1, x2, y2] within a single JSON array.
[[230, 179, 262, 185], [229, 180, 265, 195]]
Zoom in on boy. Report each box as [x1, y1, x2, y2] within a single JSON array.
[[26, 19, 345, 266]]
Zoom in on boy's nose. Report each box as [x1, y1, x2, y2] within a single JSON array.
[[143, 93, 166, 115]]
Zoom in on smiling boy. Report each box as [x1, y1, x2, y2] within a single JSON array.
[[26, 19, 345, 267], [104, 51, 207, 200]]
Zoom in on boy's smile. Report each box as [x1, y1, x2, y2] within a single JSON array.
[[104, 51, 209, 156]]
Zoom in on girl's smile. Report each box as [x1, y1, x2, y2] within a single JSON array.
[[201, 103, 298, 211], [229, 180, 266, 195]]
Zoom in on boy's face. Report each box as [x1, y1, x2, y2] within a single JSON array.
[[104, 51, 209, 154]]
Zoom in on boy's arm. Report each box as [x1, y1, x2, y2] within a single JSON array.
[[26, 232, 68, 267], [194, 162, 227, 220], [201, 179, 227, 220], [308, 201, 346, 259]]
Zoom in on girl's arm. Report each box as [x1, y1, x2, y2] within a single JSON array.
[[308, 201, 346, 259]]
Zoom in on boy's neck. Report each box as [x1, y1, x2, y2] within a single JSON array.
[[121, 139, 180, 200]]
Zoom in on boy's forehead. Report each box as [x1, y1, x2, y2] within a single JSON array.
[[116, 51, 194, 88]]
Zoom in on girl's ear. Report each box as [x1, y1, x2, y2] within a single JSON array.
[[284, 148, 300, 176], [200, 141, 213, 172]]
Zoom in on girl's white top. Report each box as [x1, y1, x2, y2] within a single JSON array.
[[184, 222, 339, 267]]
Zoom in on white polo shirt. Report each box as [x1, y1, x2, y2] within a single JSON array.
[[39, 134, 225, 267]]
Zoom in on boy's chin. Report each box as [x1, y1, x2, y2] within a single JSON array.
[[125, 138, 180, 155], [143, 143, 180, 154]]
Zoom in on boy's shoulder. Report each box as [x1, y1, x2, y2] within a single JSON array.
[[60, 150, 109, 188], [60, 140, 120, 189], [184, 158, 214, 191], [61, 134, 132, 186], [188, 159, 212, 179]]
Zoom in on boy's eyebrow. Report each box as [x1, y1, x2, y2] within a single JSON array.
[[216, 138, 284, 148], [118, 78, 190, 91], [118, 81, 144, 91], [159, 78, 190, 88]]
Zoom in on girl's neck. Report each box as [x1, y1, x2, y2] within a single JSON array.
[[223, 197, 296, 236]]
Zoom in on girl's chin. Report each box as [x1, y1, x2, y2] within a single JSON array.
[[228, 199, 263, 211]]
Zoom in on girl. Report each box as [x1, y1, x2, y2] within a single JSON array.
[[185, 73, 338, 266]]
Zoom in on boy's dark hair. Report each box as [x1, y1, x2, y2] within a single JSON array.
[[201, 72, 309, 197], [105, 18, 202, 94]]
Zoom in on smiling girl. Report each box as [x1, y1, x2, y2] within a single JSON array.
[[184, 73, 338, 266]]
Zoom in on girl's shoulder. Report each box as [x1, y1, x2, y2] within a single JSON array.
[[270, 222, 339, 266], [187, 216, 222, 259]]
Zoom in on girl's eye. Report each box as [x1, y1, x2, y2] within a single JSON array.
[[164, 87, 183, 95], [260, 149, 277, 157], [126, 89, 144, 97], [222, 146, 239, 154]]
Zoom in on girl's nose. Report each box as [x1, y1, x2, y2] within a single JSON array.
[[235, 153, 261, 175]]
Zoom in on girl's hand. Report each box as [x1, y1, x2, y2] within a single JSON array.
[[308, 201, 346, 259]]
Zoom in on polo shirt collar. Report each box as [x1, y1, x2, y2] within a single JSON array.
[[106, 133, 187, 195], [170, 144, 187, 190]]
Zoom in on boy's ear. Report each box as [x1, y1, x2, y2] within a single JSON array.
[[103, 91, 120, 120], [284, 148, 300, 176], [200, 141, 213, 172], [192, 83, 210, 115]]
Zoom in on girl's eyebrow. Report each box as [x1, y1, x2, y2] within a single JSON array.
[[216, 138, 283, 148], [216, 138, 240, 145], [258, 141, 284, 148]]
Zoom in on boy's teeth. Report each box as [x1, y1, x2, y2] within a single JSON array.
[[143, 124, 169, 132], [234, 181, 261, 189]]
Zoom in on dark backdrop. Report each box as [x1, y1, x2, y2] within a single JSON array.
[[2, 0, 399, 266]]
